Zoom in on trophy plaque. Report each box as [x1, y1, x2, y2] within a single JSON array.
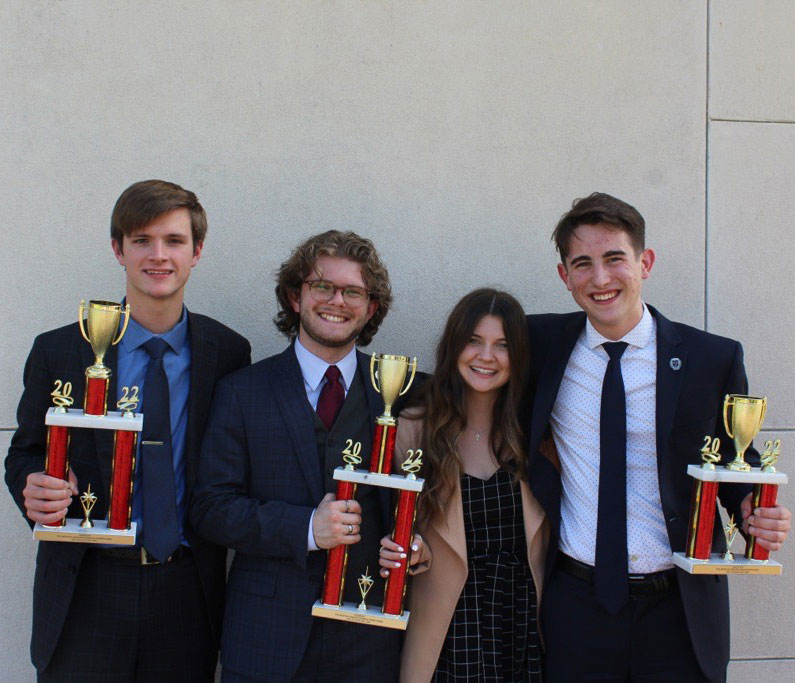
[[673, 394, 787, 575], [33, 300, 141, 545], [312, 353, 424, 630]]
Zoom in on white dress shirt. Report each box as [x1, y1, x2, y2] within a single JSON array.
[[294, 338, 359, 552], [550, 304, 673, 573]]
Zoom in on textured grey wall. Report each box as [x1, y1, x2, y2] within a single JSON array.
[[1, 2, 792, 680]]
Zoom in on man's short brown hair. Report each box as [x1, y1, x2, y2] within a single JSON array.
[[110, 179, 207, 249], [552, 192, 645, 262], [274, 230, 392, 347]]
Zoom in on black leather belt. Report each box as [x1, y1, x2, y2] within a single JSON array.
[[557, 553, 676, 596], [92, 546, 191, 566]]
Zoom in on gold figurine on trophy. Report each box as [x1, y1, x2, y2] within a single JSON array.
[[722, 515, 738, 562], [357, 567, 375, 610], [79, 485, 98, 529]]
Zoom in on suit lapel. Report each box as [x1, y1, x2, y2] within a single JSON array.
[[650, 306, 686, 492], [184, 312, 219, 491], [274, 346, 325, 501]]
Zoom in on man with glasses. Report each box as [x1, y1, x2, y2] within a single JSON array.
[[192, 231, 424, 681]]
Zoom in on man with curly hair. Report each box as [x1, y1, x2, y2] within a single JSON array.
[[192, 231, 420, 681]]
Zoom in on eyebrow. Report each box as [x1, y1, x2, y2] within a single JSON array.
[[569, 249, 627, 266]]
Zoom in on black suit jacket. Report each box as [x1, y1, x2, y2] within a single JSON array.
[[191, 345, 396, 682], [4, 312, 251, 670], [525, 305, 754, 680]]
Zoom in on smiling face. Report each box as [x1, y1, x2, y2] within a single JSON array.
[[456, 314, 511, 399], [557, 222, 655, 340], [290, 255, 378, 362], [112, 207, 202, 311]]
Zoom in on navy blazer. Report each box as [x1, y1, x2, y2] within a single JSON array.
[[191, 345, 394, 682], [525, 305, 754, 680], [5, 313, 251, 670]]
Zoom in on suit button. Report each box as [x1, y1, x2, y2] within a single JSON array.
[[327, 468, 334, 476], [68, 565, 77, 575]]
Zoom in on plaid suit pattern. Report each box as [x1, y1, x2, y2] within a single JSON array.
[[191, 347, 407, 682]]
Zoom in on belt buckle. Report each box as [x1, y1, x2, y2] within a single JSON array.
[[140, 548, 160, 566]]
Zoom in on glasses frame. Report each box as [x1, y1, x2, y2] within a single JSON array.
[[303, 279, 372, 308]]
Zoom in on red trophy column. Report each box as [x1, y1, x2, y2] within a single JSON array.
[[685, 479, 719, 560], [320, 480, 358, 606], [108, 429, 137, 530], [383, 488, 419, 615]]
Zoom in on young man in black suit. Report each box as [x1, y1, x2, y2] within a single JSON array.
[[5, 179, 251, 681], [191, 230, 425, 682], [525, 192, 790, 681]]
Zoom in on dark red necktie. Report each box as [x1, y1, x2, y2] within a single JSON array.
[[316, 365, 344, 430]]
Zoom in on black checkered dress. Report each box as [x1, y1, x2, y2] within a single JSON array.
[[433, 469, 542, 682]]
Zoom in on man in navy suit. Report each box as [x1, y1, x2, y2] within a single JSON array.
[[525, 193, 790, 681], [5, 180, 251, 681], [192, 230, 423, 682]]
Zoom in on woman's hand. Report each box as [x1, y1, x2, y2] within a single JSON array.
[[378, 533, 430, 578]]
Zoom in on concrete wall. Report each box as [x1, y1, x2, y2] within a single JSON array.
[[1, 1, 791, 680]]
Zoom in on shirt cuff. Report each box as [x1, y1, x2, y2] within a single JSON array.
[[307, 508, 320, 552]]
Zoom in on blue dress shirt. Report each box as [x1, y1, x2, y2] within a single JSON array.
[[117, 307, 191, 545]]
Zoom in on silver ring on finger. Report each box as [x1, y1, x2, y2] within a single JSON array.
[[348, 524, 353, 535], [345, 499, 350, 513]]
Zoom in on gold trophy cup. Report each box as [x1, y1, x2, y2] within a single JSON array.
[[370, 354, 417, 422], [78, 300, 131, 380], [723, 394, 767, 472]]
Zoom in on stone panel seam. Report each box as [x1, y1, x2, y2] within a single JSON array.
[[704, 0, 712, 332], [710, 118, 795, 125], [730, 656, 795, 662]]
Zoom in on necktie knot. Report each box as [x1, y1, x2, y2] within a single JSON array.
[[603, 341, 628, 363], [324, 365, 341, 385], [143, 337, 169, 360]]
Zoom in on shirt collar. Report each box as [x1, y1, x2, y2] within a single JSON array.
[[585, 302, 654, 351], [294, 337, 358, 392], [118, 304, 189, 355]]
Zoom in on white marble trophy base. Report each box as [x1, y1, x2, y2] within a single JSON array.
[[311, 599, 409, 629], [34, 519, 137, 545], [672, 551, 782, 575]]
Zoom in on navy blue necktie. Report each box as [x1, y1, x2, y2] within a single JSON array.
[[141, 338, 180, 562], [594, 341, 629, 614]]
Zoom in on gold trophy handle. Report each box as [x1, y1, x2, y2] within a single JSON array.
[[723, 395, 734, 439], [78, 299, 90, 343], [398, 357, 418, 397], [757, 399, 768, 432], [370, 353, 380, 393], [112, 304, 131, 346]]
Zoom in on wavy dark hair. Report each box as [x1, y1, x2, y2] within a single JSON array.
[[273, 230, 392, 346], [414, 288, 529, 526]]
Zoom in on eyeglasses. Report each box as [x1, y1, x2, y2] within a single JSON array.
[[304, 279, 371, 308]]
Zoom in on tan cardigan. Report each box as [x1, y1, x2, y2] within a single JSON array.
[[396, 415, 549, 683]]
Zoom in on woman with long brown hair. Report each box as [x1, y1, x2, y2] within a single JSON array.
[[380, 288, 547, 682]]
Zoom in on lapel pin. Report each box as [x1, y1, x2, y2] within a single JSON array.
[[669, 357, 682, 371]]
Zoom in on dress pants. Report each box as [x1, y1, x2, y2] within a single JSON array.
[[542, 565, 724, 683], [39, 549, 216, 683], [221, 616, 400, 683]]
